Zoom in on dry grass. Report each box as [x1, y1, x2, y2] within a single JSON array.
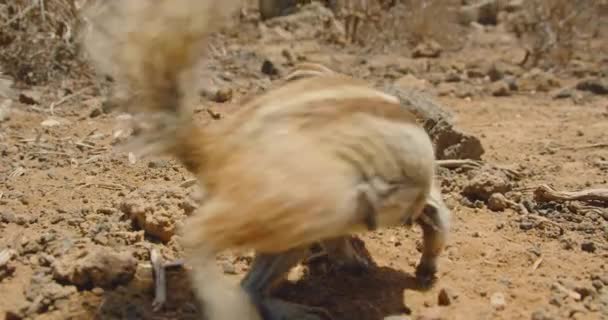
[[358, 0, 465, 52], [0, 0, 92, 86], [505, 0, 606, 68]]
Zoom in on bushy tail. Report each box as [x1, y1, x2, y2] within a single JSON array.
[[80, 0, 241, 166]]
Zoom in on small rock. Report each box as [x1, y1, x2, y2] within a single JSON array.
[[89, 108, 102, 118], [581, 242, 596, 253], [1, 211, 17, 223], [384, 316, 411, 320], [591, 280, 603, 290], [0, 99, 11, 122], [0, 74, 15, 99], [517, 69, 561, 92], [519, 221, 535, 231], [552, 88, 575, 99], [576, 77, 608, 95], [437, 288, 452, 306], [459, 0, 499, 25], [41, 118, 62, 127], [490, 81, 511, 97], [18, 91, 40, 105], [487, 64, 504, 81], [91, 287, 104, 296], [591, 274, 608, 286], [101, 99, 118, 114], [574, 286, 594, 300], [214, 88, 233, 103], [443, 72, 461, 83], [412, 41, 442, 58], [147, 160, 168, 169], [504, 0, 524, 12], [504, 75, 518, 91], [0, 249, 17, 280], [531, 310, 553, 320], [4, 310, 22, 320], [490, 292, 506, 310], [487, 193, 509, 211], [466, 68, 486, 79], [221, 261, 237, 275], [261, 59, 279, 76]]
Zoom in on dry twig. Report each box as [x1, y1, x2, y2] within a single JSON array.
[[552, 282, 581, 301], [554, 142, 608, 151], [436, 159, 482, 169], [534, 184, 608, 204], [531, 257, 543, 272], [76, 182, 125, 191], [179, 179, 197, 188], [8, 167, 26, 179], [150, 248, 166, 312], [1, 3, 37, 28], [527, 214, 564, 233], [148, 247, 186, 311], [0, 249, 16, 268], [49, 87, 90, 115], [436, 159, 521, 179]]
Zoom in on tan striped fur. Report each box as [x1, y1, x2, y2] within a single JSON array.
[[81, 2, 448, 319]]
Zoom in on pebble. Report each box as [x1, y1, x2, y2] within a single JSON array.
[[0, 100, 10, 122], [591, 280, 603, 290], [214, 88, 233, 103], [261, 59, 279, 76], [531, 310, 553, 320], [221, 261, 237, 275], [580, 242, 596, 253], [92, 287, 104, 296], [487, 193, 508, 211], [490, 292, 506, 310], [438, 288, 452, 306], [519, 221, 535, 231], [41, 118, 61, 127], [490, 81, 511, 97], [384, 316, 411, 320]]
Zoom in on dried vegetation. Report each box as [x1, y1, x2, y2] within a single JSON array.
[[504, 0, 608, 68], [0, 0, 91, 86]]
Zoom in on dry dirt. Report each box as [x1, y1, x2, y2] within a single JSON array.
[[1, 2, 608, 320]]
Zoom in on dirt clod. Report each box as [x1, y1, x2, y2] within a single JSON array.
[[412, 41, 442, 59], [580, 242, 596, 253], [463, 171, 513, 201], [52, 245, 137, 289], [119, 185, 199, 242], [487, 193, 509, 211]]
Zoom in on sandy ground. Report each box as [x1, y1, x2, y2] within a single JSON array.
[[1, 2, 607, 320]]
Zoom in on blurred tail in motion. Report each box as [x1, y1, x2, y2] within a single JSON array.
[[80, 0, 241, 169]]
